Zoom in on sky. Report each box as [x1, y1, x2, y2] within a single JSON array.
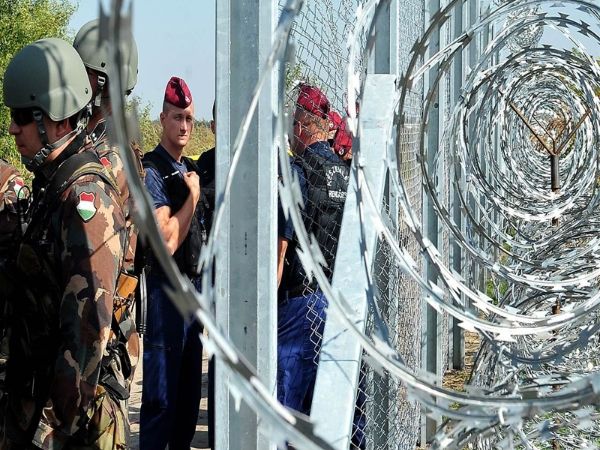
[[68, 0, 216, 121], [66, 0, 599, 121]]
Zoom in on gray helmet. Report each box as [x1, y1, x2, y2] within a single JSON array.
[[73, 19, 138, 94], [3, 37, 92, 121]]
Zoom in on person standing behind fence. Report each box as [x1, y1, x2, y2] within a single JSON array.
[[278, 87, 365, 449], [277, 83, 351, 411], [0, 37, 128, 449], [139, 76, 204, 450], [73, 17, 143, 387]]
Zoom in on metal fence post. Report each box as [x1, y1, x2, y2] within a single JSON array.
[[421, 0, 442, 443], [215, 1, 277, 449], [372, 3, 400, 449], [451, 0, 465, 371]]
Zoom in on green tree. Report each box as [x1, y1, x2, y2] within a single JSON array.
[[0, 0, 76, 166], [131, 98, 162, 151]]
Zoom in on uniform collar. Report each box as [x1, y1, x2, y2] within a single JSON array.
[[34, 132, 87, 186], [306, 140, 340, 160], [155, 144, 185, 165]]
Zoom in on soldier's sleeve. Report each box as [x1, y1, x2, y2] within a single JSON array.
[[32, 176, 126, 450], [96, 142, 129, 207], [0, 163, 26, 209], [0, 164, 27, 244]]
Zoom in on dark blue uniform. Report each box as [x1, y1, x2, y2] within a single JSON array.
[[140, 144, 203, 450], [277, 141, 365, 447]]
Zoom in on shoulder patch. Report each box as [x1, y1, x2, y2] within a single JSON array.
[[76, 191, 97, 222], [100, 156, 112, 168]]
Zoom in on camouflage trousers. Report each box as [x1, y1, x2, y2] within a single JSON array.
[[65, 385, 129, 450], [64, 342, 132, 450], [0, 356, 130, 450]]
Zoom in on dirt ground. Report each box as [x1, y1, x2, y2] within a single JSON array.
[[128, 344, 211, 450], [127, 332, 480, 450], [442, 331, 480, 391]]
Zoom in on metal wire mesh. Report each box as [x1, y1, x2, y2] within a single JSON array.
[[285, 0, 367, 111], [277, 4, 366, 440], [280, 1, 427, 448], [102, 0, 600, 448]]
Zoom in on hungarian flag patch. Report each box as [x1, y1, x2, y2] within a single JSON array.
[[77, 192, 97, 222]]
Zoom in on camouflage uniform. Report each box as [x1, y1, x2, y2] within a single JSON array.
[[0, 161, 26, 242], [89, 118, 144, 384], [0, 161, 27, 395], [74, 20, 142, 388], [0, 140, 128, 450]]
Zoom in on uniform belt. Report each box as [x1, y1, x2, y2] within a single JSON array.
[[278, 285, 313, 304]]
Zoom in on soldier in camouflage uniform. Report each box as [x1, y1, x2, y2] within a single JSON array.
[[73, 18, 142, 385], [0, 161, 27, 394], [0, 38, 128, 449]]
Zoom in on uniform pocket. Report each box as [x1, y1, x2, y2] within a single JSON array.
[[70, 386, 128, 450]]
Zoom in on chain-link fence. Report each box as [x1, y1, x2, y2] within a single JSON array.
[[280, 1, 428, 448], [75, 1, 600, 449], [278, 2, 365, 444]]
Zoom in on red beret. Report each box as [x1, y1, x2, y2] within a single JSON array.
[[328, 110, 343, 132], [332, 116, 353, 157], [297, 84, 330, 118], [164, 76, 192, 108]]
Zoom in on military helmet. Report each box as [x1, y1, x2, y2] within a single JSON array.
[[3, 38, 92, 121], [73, 19, 138, 93]]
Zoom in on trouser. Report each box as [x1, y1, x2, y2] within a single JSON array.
[[140, 276, 203, 450], [277, 290, 366, 448], [0, 385, 128, 450], [277, 290, 326, 414]]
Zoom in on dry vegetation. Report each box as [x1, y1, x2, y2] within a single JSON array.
[[138, 119, 215, 157], [443, 331, 480, 392]]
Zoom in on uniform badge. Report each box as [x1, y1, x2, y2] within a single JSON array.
[[76, 192, 97, 222], [100, 156, 112, 168]]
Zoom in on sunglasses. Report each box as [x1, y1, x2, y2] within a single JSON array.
[[10, 108, 36, 127]]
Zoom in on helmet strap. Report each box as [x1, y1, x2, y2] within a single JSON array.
[[24, 110, 89, 173], [94, 74, 107, 107], [33, 109, 49, 147]]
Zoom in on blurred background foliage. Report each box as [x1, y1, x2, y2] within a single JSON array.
[[0, 0, 76, 169]]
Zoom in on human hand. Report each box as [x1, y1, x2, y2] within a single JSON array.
[[183, 171, 201, 202]]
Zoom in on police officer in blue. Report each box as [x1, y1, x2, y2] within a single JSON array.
[[277, 84, 366, 448], [140, 76, 204, 450]]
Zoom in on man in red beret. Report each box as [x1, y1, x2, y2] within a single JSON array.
[[139, 76, 205, 450], [277, 83, 358, 437]]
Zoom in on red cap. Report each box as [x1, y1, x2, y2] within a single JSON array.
[[164, 76, 192, 108], [328, 111, 343, 132], [332, 116, 353, 157], [328, 111, 342, 140], [297, 84, 330, 118]]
